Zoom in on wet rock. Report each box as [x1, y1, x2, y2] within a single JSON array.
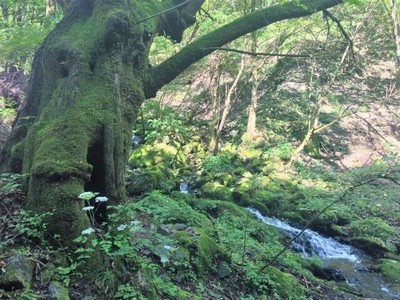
[[154, 244, 174, 265], [172, 223, 188, 231], [127, 170, 157, 195], [310, 265, 346, 282], [0, 254, 34, 291], [48, 281, 70, 300], [350, 237, 389, 257], [387, 283, 400, 294], [157, 224, 171, 236], [41, 263, 56, 285], [217, 261, 232, 279], [172, 247, 190, 265]]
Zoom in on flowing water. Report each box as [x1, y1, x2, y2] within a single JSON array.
[[246, 207, 400, 300], [179, 182, 189, 194]]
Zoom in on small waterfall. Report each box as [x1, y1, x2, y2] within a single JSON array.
[[246, 207, 359, 261], [131, 134, 143, 148], [179, 182, 189, 194], [247, 207, 400, 300]]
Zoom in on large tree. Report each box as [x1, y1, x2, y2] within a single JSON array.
[[0, 0, 343, 245]]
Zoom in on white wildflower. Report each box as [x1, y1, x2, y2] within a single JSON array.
[[81, 228, 95, 235], [78, 191, 98, 200], [117, 224, 127, 231], [130, 220, 141, 227], [82, 206, 95, 211], [95, 196, 108, 203]]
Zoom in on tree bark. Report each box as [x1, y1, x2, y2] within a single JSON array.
[[0, 0, 343, 246], [390, 0, 400, 67], [214, 57, 245, 153]]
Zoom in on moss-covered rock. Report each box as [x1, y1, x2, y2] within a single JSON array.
[[265, 267, 305, 299], [0, 254, 34, 291], [348, 217, 396, 253], [127, 167, 176, 195], [216, 261, 232, 278], [350, 237, 390, 257], [193, 228, 222, 275], [48, 281, 70, 300], [128, 143, 185, 168], [200, 182, 232, 201], [377, 259, 400, 283], [41, 264, 56, 285], [137, 192, 213, 232]]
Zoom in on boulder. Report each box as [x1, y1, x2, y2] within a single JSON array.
[[48, 281, 70, 300], [0, 254, 34, 291], [217, 261, 232, 279]]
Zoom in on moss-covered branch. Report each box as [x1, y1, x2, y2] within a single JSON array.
[[144, 0, 343, 97]]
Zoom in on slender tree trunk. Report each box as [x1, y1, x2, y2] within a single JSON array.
[[390, 0, 400, 67], [208, 68, 221, 152], [214, 57, 245, 153], [289, 97, 322, 164], [46, 0, 55, 16], [246, 28, 259, 140]]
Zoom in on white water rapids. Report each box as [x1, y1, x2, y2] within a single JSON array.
[[246, 207, 400, 300], [246, 207, 359, 262]]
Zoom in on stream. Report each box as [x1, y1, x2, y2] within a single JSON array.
[[246, 207, 400, 300]]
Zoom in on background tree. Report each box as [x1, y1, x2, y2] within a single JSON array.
[[390, 0, 400, 66]]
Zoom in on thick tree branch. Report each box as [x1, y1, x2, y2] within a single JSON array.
[[144, 0, 343, 98]]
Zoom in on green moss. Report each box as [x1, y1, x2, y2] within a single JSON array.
[[0, 254, 34, 290], [136, 192, 213, 232], [378, 259, 400, 283], [129, 143, 183, 168], [127, 167, 176, 195], [233, 166, 247, 175], [264, 267, 305, 299], [200, 182, 232, 201], [193, 228, 221, 275], [243, 148, 262, 159], [25, 177, 89, 246], [174, 231, 192, 247], [348, 217, 397, 252]]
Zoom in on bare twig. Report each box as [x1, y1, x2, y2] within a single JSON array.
[[203, 47, 309, 58], [323, 9, 354, 60], [200, 8, 215, 21], [354, 113, 392, 145], [138, 0, 191, 24]]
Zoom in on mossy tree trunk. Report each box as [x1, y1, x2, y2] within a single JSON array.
[[1, 0, 343, 246]]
